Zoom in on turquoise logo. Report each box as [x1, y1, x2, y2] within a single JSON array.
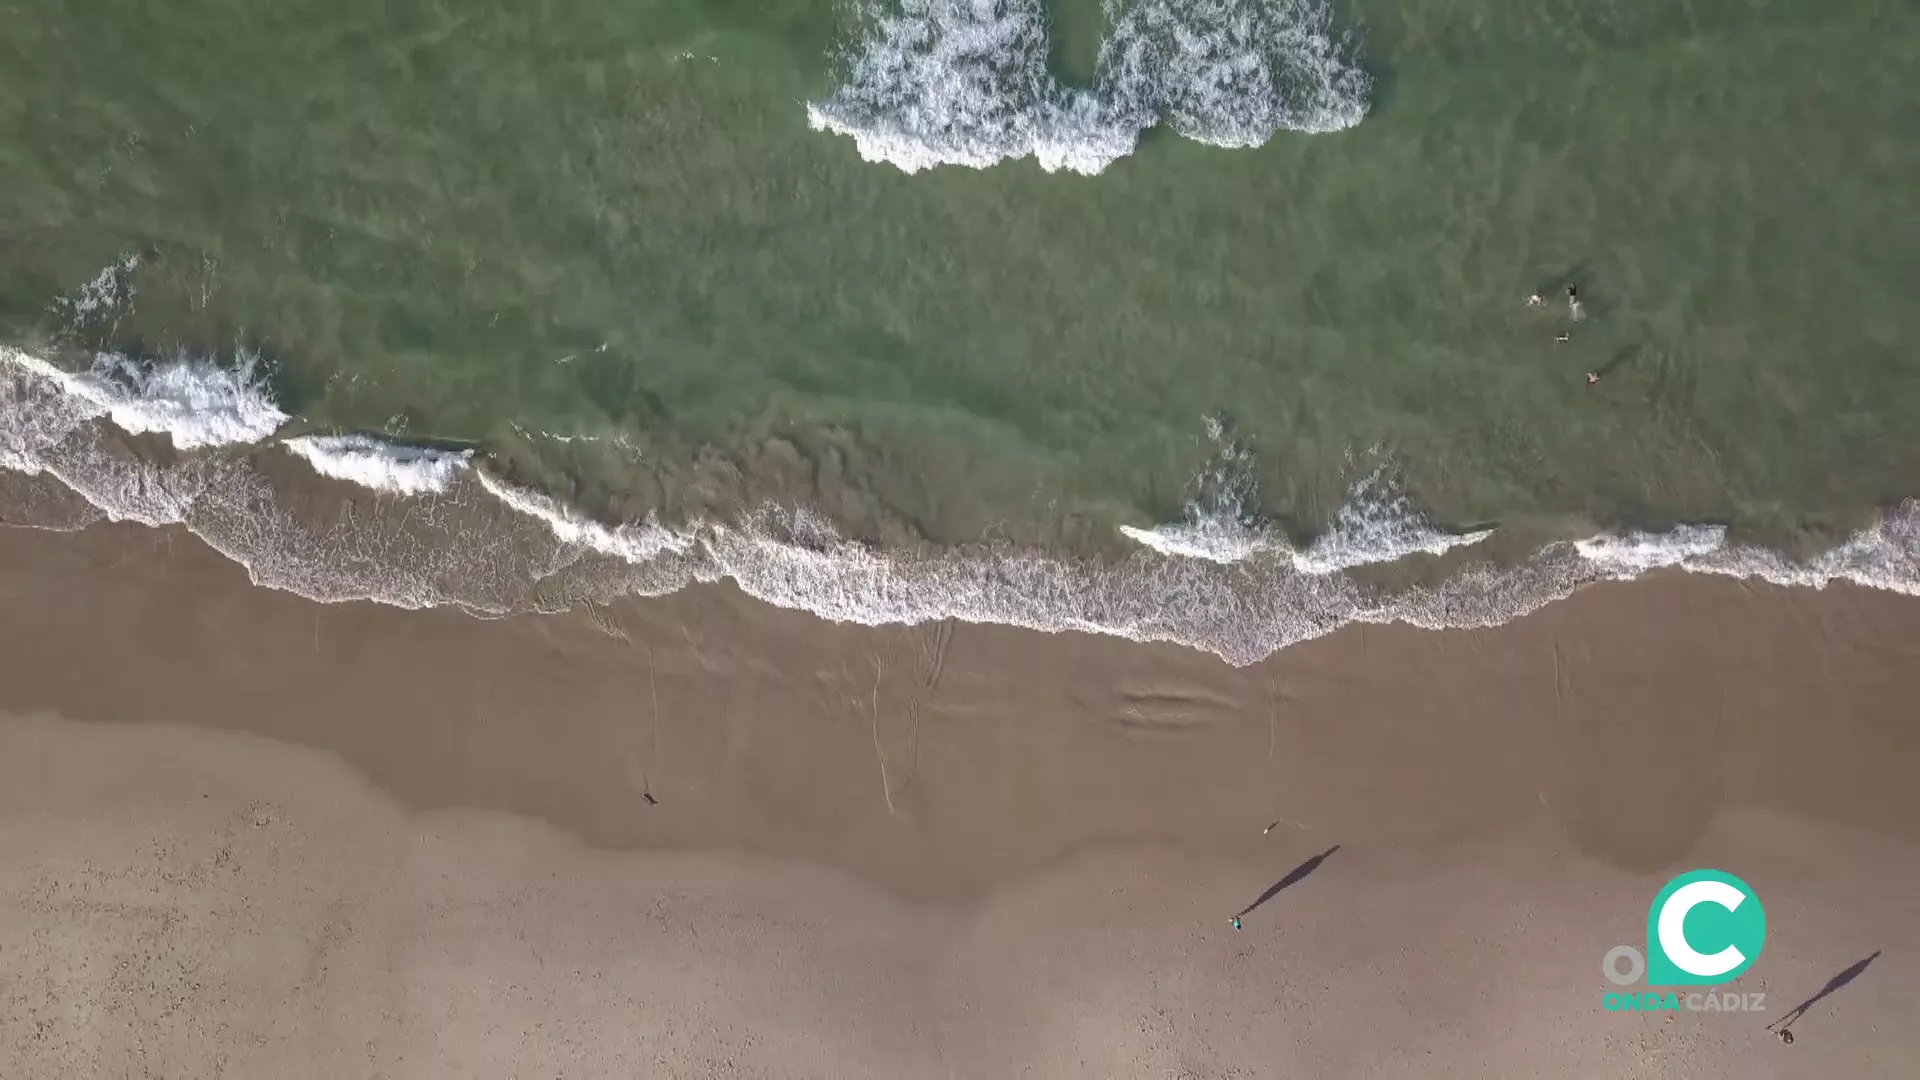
[[1643, 869, 1767, 986], [1600, 870, 1768, 1012]]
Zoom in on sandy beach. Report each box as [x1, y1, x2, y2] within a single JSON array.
[[7, 1, 1916, 1075], [2, 520, 1917, 1077]]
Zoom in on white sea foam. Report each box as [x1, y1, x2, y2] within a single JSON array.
[[10, 348, 287, 451], [54, 253, 141, 327], [1114, 472, 1492, 572], [1, 346, 271, 527], [472, 470, 694, 565], [1574, 524, 1726, 575], [94, 352, 287, 449], [1118, 517, 1271, 562], [281, 435, 472, 496], [1117, 425, 1490, 572], [1117, 414, 1277, 563], [5, 342, 1919, 667], [808, 0, 1371, 175], [1104, 0, 1372, 143], [1293, 465, 1493, 574]]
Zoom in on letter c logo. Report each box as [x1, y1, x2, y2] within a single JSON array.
[[1645, 869, 1766, 986], [1658, 880, 1747, 977]]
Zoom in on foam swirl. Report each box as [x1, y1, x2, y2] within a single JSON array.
[[807, 0, 1371, 175]]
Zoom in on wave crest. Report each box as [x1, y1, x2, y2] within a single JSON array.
[[10, 349, 286, 452], [807, 0, 1371, 175], [281, 435, 472, 496], [1117, 423, 1490, 572]]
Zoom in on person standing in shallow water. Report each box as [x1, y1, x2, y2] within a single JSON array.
[[1567, 284, 1586, 321]]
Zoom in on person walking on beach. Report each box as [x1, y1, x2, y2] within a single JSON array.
[[1766, 951, 1881, 1046]]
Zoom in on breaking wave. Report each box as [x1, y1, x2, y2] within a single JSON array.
[[4, 344, 1919, 667], [8, 348, 287, 454], [1116, 418, 1492, 571], [1296, 466, 1494, 573], [807, 0, 1371, 175], [281, 435, 472, 496]]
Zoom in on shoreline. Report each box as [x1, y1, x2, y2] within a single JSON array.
[[3, 519, 1919, 892], [7, 0, 1917, 1067], [3, 520, 1919, 1074], [9, 348, 1920, 664]]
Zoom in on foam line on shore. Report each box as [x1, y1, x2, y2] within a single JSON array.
[[4, 345, 1918, 666]]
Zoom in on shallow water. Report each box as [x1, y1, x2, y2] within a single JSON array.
[[2, 0, 1917, 660]]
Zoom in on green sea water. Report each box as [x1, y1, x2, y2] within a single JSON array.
[[3, 0, 1916, 557]]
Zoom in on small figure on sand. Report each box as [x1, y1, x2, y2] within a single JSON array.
[[1765, 950, 1878, 1047], [1230, 916, 1243, 931], [1567, 284, 1586, 321]]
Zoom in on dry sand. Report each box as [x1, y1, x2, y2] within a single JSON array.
[[1, 521, 1917, 1077]]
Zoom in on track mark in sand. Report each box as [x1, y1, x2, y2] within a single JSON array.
[[1117, 683, 1238, 719], [861, 652, 899, 818], [585, 601, 631, 643], [918, 618, 955, 692], [854, 639, 940, 814], [1110, 708, 1212, 735], [611, 634, 667, 805], [1106, 681, 1238, 735], [895, 683, 927, 797], [643, 644, 663, 801], [1550, 634, 1569, 728], [105, 526, 178, 574], [1266, 672, 1280, 759], [1117, 682, 1239, 712], [873, 622, 950, 799]]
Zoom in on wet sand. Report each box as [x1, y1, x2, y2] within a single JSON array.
[[2, 522, 1918, 1077]]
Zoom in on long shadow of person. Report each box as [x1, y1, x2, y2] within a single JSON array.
[[1768, 951, 1881, 1042], [1235, 845, 1341, 920]]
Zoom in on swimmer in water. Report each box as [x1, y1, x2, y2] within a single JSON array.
[[1556, 331, 1572, 343], [1586, 371, 1600, 385], [1526, 292, 1545, 307], [1567, 284, 1586, 321]]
